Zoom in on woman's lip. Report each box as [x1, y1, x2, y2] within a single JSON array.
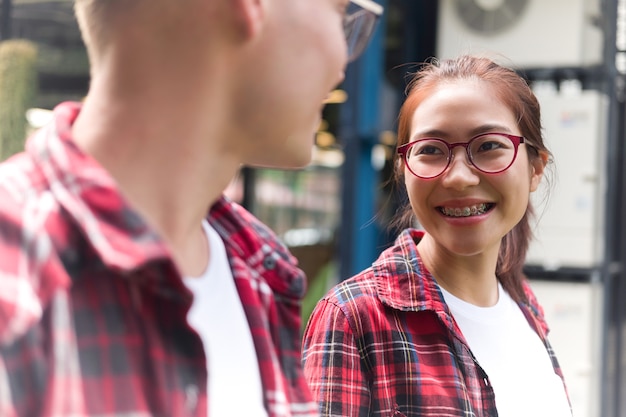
[[436, 198, 493, 208]]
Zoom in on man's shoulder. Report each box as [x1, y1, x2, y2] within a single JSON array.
[[0, 151, 73, 346], [0, 150, 48, 203], [0, 148, 63, 240], [0, 151, 56, 248]]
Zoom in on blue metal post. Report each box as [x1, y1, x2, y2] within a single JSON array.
[[338, 1, 386, 279]]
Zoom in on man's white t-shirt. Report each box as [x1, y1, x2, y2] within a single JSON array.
[[440, 283, 571, 417], [183, 220, 268, 417]]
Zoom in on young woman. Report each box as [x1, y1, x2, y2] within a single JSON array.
[[302, 55, 571, 417]]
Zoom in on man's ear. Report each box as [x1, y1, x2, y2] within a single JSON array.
[[529, 150, 549, 192], [230, 0, 265, 40]]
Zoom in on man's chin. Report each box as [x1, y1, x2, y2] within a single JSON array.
[[248, 159, 313, 171], [247, 149, 314, 170], [262, 132, 317, 167]]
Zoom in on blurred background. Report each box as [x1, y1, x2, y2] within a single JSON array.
[[1, 0, 626, 415]]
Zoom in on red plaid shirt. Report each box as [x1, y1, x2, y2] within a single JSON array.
[[302, 229, 568, 417], [0, 102, 317, 417]]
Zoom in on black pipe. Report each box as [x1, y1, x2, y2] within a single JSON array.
[[599, 0, 624, 415], [0, 0, 11, 41]]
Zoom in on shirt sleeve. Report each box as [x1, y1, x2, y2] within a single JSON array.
[[302, 299, 371, 417], [0, 354, 18, 417]]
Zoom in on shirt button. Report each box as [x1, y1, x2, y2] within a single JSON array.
[[263, 255, 277, 270], [185, 384, 198, 413]]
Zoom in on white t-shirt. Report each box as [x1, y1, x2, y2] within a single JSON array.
[[440, 283, 571, 417], [183, 220, 268, 417]]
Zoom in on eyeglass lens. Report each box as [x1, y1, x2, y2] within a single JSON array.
[[344, 4, 380, 61], [405, 134, 519, 178]]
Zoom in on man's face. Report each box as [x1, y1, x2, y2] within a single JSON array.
[[234, 0, 350, 169]]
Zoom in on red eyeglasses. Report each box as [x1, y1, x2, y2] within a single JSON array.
[[397, 133, 526, 179]]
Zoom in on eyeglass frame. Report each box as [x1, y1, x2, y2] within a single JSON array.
[[349, 0, 383, 15], [397, 133, 527, 179], [344, 0, 384, 62]]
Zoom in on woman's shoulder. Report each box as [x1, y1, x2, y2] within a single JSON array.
[[323, 267, 381, 307], [323, 229, 432, 310], [520, 279, 550, 334]]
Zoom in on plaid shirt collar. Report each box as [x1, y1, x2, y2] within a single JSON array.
[[26, 102, 172, 273], [26, 102, 305, 304], [372, 228, 550, 337], [3, 102, 316, 416], [373, 229, 449, 313]]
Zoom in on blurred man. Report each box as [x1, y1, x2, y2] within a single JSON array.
[[0, 0, 382, 415]]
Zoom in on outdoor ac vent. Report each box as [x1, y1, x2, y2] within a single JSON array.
[[526, 89, 607, 269], [454, 0, 530, 35], [437, 0, 604, 69]]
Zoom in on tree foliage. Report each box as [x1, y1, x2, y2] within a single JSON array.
[[0, 40, 38, 161]]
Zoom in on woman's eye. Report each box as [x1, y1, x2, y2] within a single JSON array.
[[477, 141, 503, 152], [413, 143, 445, 156], [420, 146, 440, 155]]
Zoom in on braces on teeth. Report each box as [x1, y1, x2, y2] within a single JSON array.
[[441, 204, 488, 217]]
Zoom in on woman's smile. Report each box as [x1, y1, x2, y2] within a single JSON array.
[[438, 203, 494, 218]]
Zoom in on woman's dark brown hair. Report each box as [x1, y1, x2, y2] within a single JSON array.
[[393, 55, 551, 303]]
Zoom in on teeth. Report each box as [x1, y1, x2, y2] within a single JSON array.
[[441, 204, 489, 217]]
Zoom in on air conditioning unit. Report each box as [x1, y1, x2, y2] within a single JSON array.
[[436, 0, 604, 68], [528, 279, 602, 417], [526, 88, 607, 269]]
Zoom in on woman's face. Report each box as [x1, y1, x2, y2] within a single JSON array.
[[404, 79, 545, 259]]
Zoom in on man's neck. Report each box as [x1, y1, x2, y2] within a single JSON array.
[[71, 78, 240, 275]]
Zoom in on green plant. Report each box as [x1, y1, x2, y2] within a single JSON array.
[[0, 39, 38, 161]]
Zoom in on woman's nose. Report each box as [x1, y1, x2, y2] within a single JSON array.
[[441, 148, 480, 190]]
